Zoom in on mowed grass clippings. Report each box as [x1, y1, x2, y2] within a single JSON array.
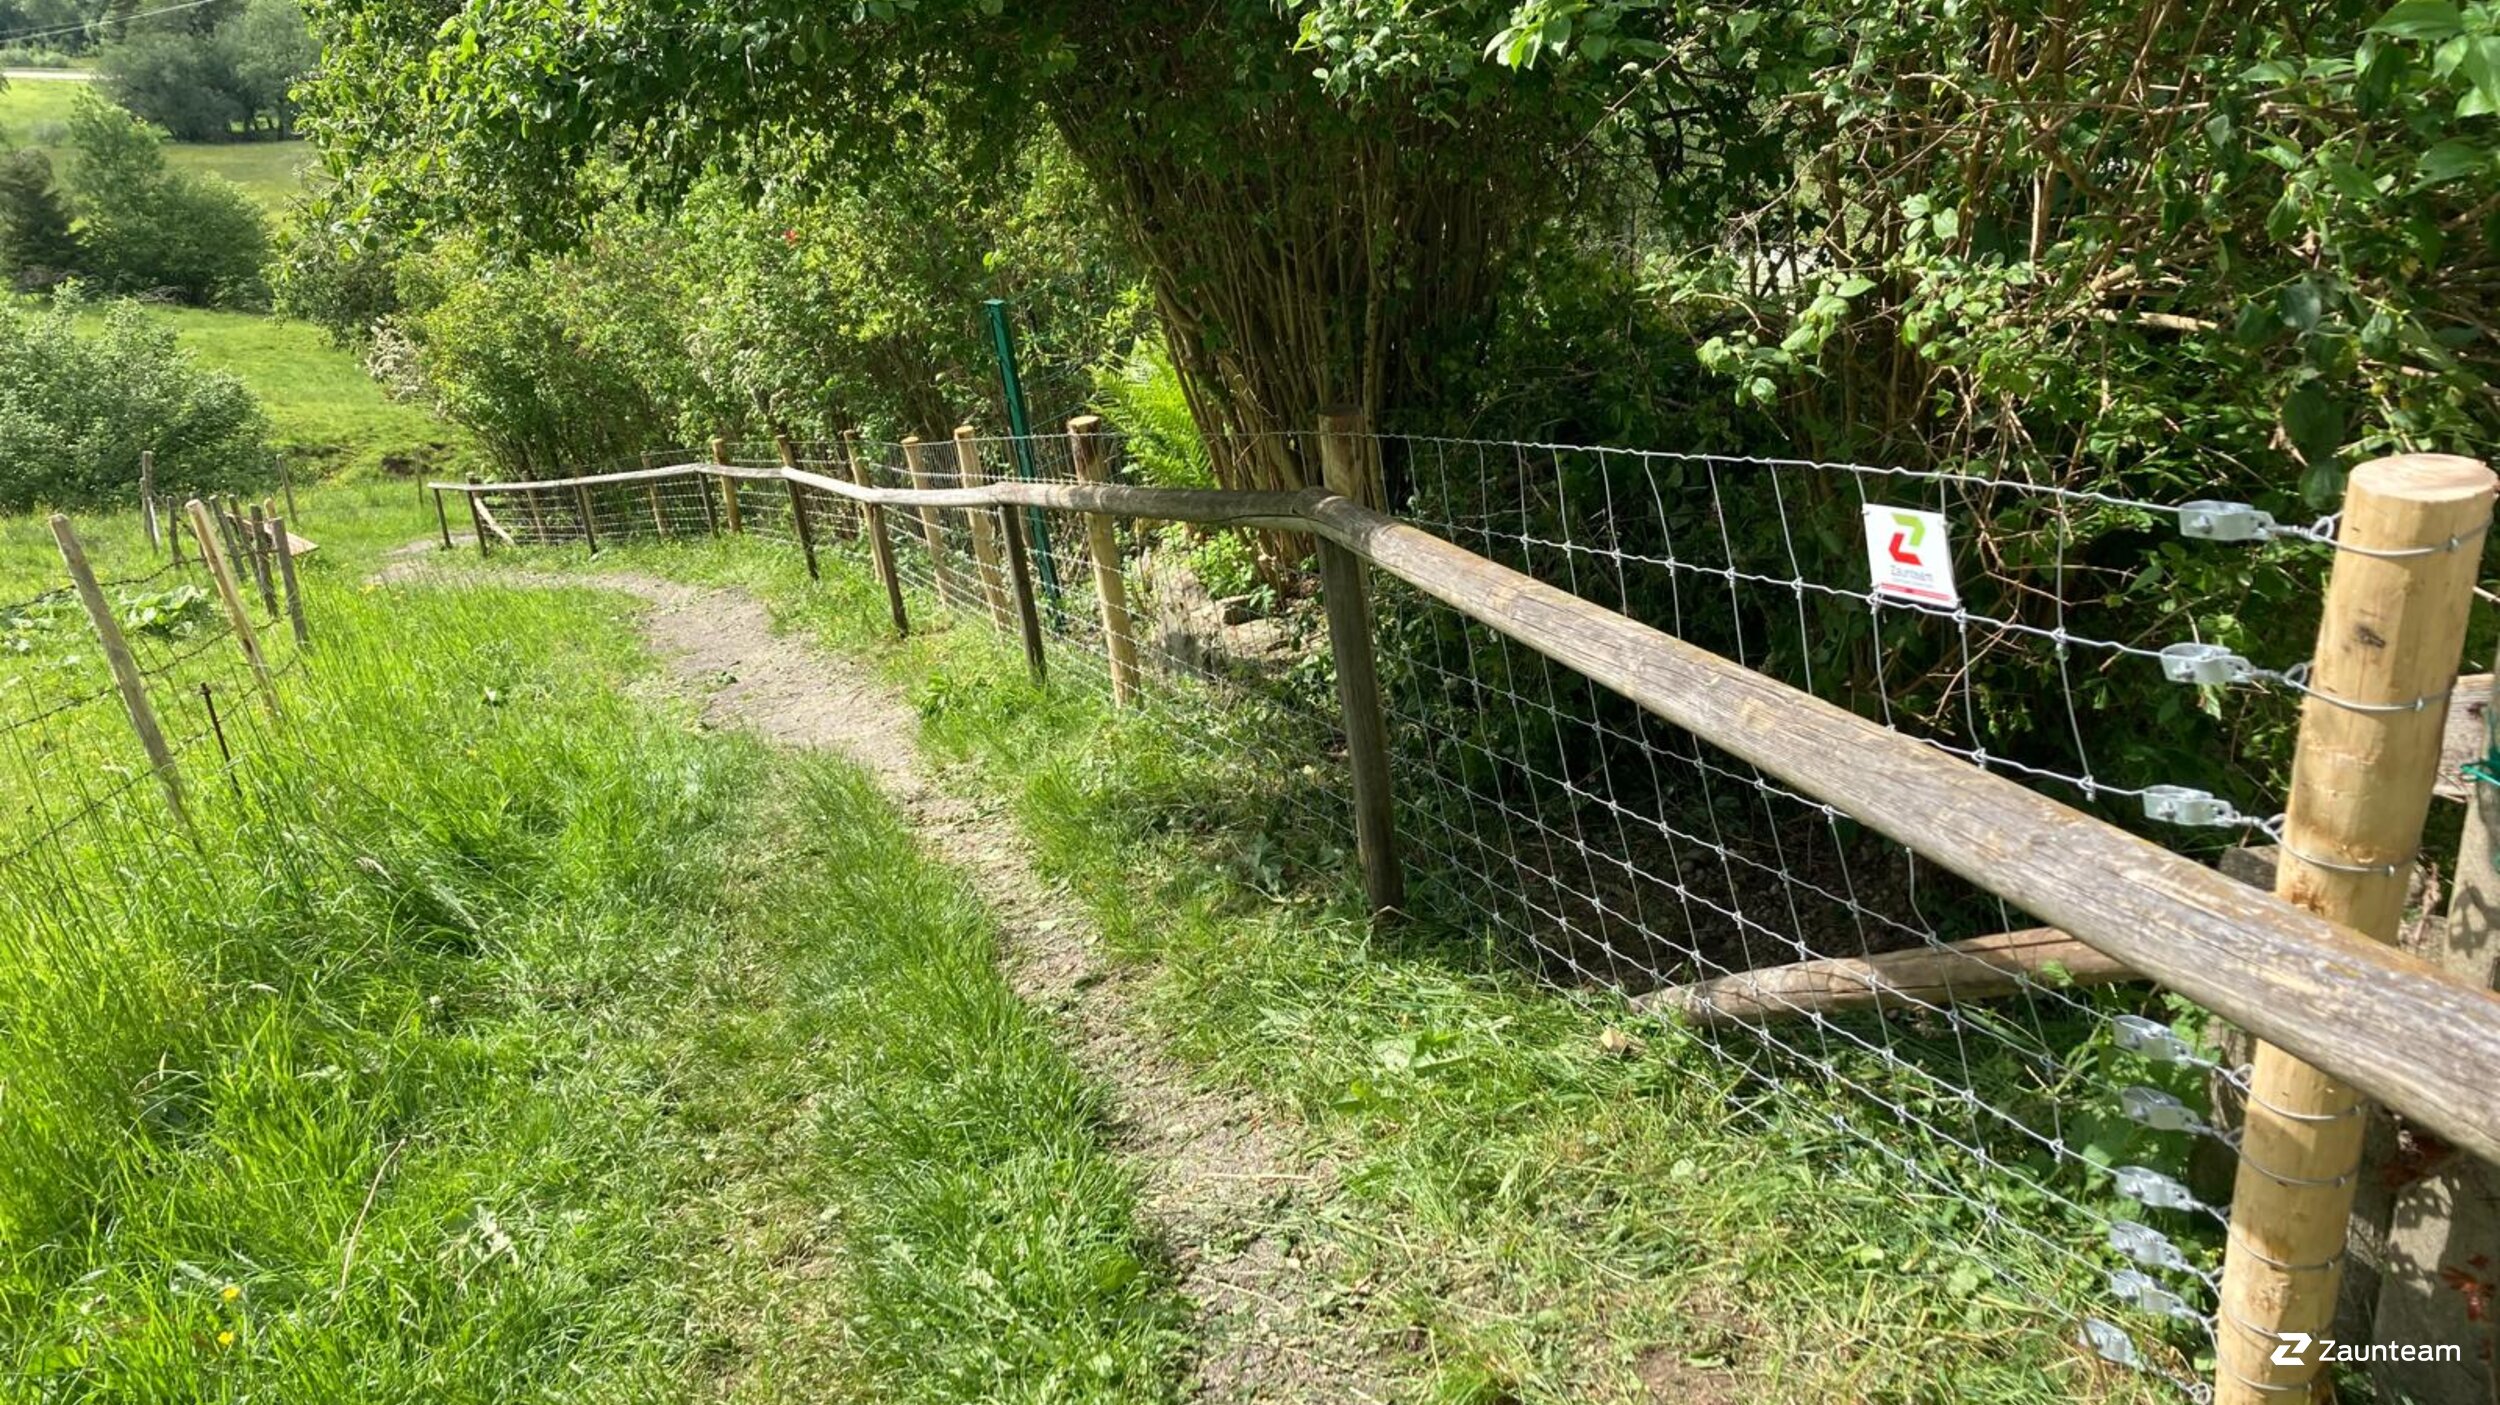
[[0, 526, 1184, 1404], [537, 529, 2183, 1405]]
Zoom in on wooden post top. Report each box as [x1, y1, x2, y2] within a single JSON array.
[[1068, 414, 1104, 434], [953, 424, 977, 442], [2351, 452, 2497, 503]]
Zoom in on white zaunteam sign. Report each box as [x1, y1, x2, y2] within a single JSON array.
[[1862, 505, 1960, 608]]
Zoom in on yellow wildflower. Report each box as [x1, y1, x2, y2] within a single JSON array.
[[219, 1284, 241, 1303], [217, 1330, 235, 1348]]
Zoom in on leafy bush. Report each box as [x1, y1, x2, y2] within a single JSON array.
[[273, 216, 403, 346], [0, 294, 272, 511], [65, 96, 270, 307]]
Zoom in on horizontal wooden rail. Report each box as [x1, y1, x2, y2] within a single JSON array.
[[432, 467, 2500, 1161]]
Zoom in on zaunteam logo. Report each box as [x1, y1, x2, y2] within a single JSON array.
[[2269, 1330, 2462, 1367]]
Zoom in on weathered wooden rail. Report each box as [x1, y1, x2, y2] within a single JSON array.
[[441, 438, 2500, 1403]]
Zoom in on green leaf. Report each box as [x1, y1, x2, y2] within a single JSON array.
[[1835, 274, 1877, 297], [2278, 281, 2324, 332], [2416, 138, 2493, 185], [1931, 207, 1961, 242], [2282, 384, 2347, 470], [2369, 0, 2466, 40]]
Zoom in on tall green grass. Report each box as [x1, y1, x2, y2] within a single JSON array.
[[0, 509, 1179, 1402]]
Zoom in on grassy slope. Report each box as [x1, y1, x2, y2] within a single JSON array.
[[0, 495, 1177, 1403], [135, 308, 478, 481], [522, 532, 2189, 1405]]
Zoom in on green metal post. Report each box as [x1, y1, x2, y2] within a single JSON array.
[[984, 298, 1064, 620]]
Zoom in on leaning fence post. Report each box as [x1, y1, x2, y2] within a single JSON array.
[[901, 435, 961, 609], [1068, 416, 1140, 707], [184, 499, 279, 716], [998, 481, 1048, 686], [847, 431, 908, 637], [1317, 408, 1404, 920], [777, 434, 820, 581], [52, 515, 188, 830], [2213, 453, 2497, 1403], [463, 478, 491, 560], [247, 502, 279, 613], [955, 425, 1013, 631], [575, 482, 600, 555], [710, 438, 744, 535], [433, 486, 453, 551], [278, 453, 297, 526], [273, 514, 308, 645]]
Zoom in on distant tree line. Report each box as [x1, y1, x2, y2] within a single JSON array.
[[98, 0, 317, 142]]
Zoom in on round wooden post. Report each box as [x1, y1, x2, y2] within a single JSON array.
[[1317, 408, 1404, 920], [278, 453, 297, 525], [139, 449, 159, 553], [954, 426, 1013, 631], [2215, 454, 2496, 1403], [433, 486, 453, 551], [272, 515, 308, 645], [463, 479, 491, 560], [522, 486, 548, 544], [900, 435, 960, 608], [1068, 416, 1140, 707], [53, 515, 189, 829], [711, 438, 744, 535], [575, 482, 600, 555], [247, 502, 279, 612], [184, 499, 279, 716], [846, 432, 908, 637], [996, 482, 1048, 687], [777, 435, 820, 581]]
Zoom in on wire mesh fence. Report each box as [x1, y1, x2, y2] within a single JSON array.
[[418, 419, 2500, 1401]]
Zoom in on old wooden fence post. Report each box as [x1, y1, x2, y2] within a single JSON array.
[[954, 425, 1014, 631], [184, 499, 280, 716], [575, 483, 600, 555], [247, 502, 280, 613], [278, 453, 297, 525], [52, 515, 189, 829], [433, 486, 453, 552], [463, 479, 491, 560], [1068, 416, 1140, 707], [2214, 453, 2497, 1403], [997, 474, 1048, 687], [900, 435, 961, 609], [847, 432, 909, 637], [1316, 408, 1404, 920], [710, 438, 744, 535], [777, 434, 820, 581], [273, 515, 309, 645], [139, 449, 159, 553]]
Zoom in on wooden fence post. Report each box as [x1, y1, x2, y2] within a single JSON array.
[[901, 435, 961, 609], [1317, 409, 1404, 921], [2214, 454, 2496, 1403], [184, 499, 279, 716], [52, 515, 188, 829], [847, 432, 908, 637], [463, 478, 491, 560], [648, 483, 671, 539], [247, 502, 279, 613], [576, 483, 600, 555], [273, 515, 308, 645], [278, 453, 296, 525], [140, 449, 159, 553], [1068, 416, 1140, 707], [711, 438, 744, 535], [433, 486, 453, 551], [997, 480, 1048, 686], [522, 486, 547, 545], [954, 425, 1013, 631], [777, 435, 820, 581]]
